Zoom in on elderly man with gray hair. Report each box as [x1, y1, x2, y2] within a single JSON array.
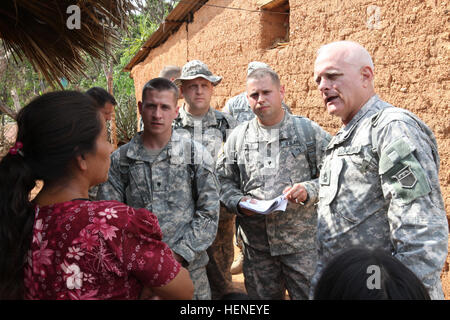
[[312, 40, 448, 299]]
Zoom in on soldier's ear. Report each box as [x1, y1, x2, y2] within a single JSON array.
[[279, 85, 286, 100], [360, 66, 374, 88], [138, 101, 143, 115]]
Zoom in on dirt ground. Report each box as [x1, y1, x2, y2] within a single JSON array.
[[231, 243, 246, 294]]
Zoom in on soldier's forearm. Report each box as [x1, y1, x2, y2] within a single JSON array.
[[301, 179, 320, 205], [388, 196, 448, 299], [172, 209, 219, 263], [220, 186, 244, 215]]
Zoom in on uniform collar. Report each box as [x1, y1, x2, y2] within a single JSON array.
[[249, 110, 292, 141], [343, 94, 379, 130], [178, 104, 217, 128], [126, 131, 185, 163], [328, 94, 380, 148]]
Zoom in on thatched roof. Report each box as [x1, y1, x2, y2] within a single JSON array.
[[0, 0, 134, 87]]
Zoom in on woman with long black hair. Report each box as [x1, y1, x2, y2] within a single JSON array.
[[0, 91, 193, 300]]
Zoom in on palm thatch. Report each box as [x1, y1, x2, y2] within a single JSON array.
[[0, 0, 135, 87]]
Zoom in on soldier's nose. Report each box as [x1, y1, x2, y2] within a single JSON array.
[[318, 78, 331, 92]]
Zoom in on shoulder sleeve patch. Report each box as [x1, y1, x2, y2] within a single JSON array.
[[379, 137, 431, 204], [379, 137, 416, 174]]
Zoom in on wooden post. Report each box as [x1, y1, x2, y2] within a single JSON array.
[[0, 103, 17, 120], [10, 89, 21, 112], [137, 108, 141, 133], [103, 63, 118, 149]]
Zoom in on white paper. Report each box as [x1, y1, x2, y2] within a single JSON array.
[[239, 194, 288, 215]]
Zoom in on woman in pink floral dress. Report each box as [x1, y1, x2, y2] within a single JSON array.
[[0, 91, 193, 300]]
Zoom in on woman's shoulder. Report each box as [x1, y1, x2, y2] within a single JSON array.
[[90, 200, 162, 237], [88, 200, 151, 220], [39, 199, 161, 238], [51, 199, 132, 216]]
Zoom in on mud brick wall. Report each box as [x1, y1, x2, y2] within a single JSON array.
[[129, 0, 450, 297]]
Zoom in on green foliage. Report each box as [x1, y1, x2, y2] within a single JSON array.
[[0, 0, 179, 146], [0, 51, 43, 115], [114, 94, 138, 146], [122, 15, 159, 61]]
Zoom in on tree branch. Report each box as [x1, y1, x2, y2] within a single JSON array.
[[0, 102, 17, 119]]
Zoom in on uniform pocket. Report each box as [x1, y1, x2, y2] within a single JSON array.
[[243, 143, 263, 181], [319, 157, 343, 206], [127, 162, 151, 207], [339, 144, 377, 176], [167, 164, 195, 211], [286, 144, 309, 182]]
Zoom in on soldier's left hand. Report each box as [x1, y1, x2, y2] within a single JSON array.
[[173, 253, 188, 266], [283, 183, 308, 204]]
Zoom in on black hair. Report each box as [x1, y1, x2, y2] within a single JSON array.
[[313, 247, 431, 300], [86, 87, 117, 109], [0, 91, 102, 299], [141, 77, 179, 103]]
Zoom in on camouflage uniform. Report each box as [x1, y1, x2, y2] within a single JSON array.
[[314, 95, 448, 300], [97, 131, 220, 300], [223, 92, 292, 123], [222, 92, 292, 276], [216, 111, 331, 299], [173, 105, 238, 300]]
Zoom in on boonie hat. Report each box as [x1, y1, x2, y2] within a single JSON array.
[[174, 60, 222, 86]]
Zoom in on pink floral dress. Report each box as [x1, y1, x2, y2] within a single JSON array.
[[24, 199, 181, 300]]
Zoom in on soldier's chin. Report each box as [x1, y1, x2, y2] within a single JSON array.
[[326, 102, 340, 115], [195, 102, 209, 110]]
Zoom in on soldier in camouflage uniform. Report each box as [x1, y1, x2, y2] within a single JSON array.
[[173, 60, 238, 300], [216, 68, 331, 299], [313, 41, 448, 299], [222, 61, 292, 123], [223, 61, 292, 275], [97, 77, 220, 300]]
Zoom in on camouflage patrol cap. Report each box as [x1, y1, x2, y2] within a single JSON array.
[[247, 61, 269, 76], [174, 60, 222, 86]]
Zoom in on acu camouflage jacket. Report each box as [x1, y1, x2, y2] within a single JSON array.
[[97, 131, 220, 271], [315, 95, 448, 299], [216, 112, 331, 256]]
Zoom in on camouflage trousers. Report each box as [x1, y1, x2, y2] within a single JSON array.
[[206, 205, 235, 300], [242, 244, 317, 300], [190, 266, 211, 300]]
